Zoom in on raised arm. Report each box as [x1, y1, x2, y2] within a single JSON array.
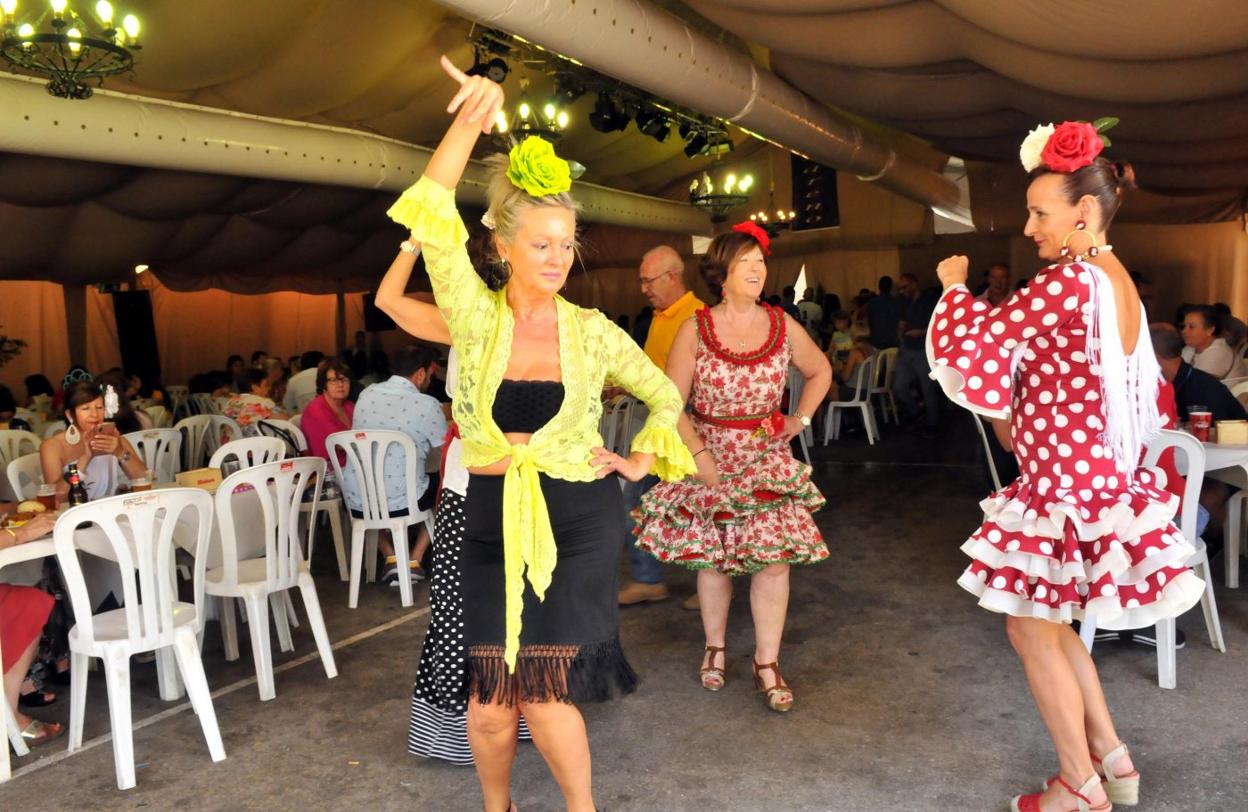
[[384, 56, 506, 338], [374, 247, 453, 345]]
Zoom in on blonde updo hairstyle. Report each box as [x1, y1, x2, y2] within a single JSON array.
[[481, 152, 581, 289]]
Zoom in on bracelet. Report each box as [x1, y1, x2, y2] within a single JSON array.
[[1, 528, 18, 546], [399, 240, 419, 255], [693, 447, 708, 459]]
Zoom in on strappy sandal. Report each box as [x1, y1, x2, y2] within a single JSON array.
[[1042, 742, 1138, 806], [1013, 774, 1110, 812], [752, 660, 793, 713], [20, 718, 65, 747], [1093, 743, 1139, 806], [700, 645, 726, 691]]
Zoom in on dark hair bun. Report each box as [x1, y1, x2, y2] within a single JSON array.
[[1112, 160, 1137, 193]]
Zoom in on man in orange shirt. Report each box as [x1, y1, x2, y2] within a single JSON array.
[[619, 245, 705, 605]]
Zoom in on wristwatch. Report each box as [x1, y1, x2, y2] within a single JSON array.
[[797, 414, 811, 428], [120, 451, 132, 464], [399, 240, 419, 255]]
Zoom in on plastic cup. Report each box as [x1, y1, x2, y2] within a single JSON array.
[[130, 471, 153, 493], [1190, 409, 1213, 442], [36, 484, 57, 512]]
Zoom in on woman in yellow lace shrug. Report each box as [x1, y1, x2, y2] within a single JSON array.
[[386, 57, 694, 812]]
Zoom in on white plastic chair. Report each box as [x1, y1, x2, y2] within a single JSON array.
[[54, 489, 226, 789], [0, 429, 41, 502], [12, 407, 42, 435], [257, 418, 308, 453], [175, 415, 243, 470], [971, 414, 1004, 492], [870, 346, 900, 425], [123, 429, 183, 484], [5, 452, 43, 501], [822, 356, 879, 445], [189, 393, 221, 416], [166, 385, 190, 420], [42, 419, 67, 440], [289, 413, 303, 431], [256, 418, 348, 580], [1229, 379, 1248, 410], [600, 395, 635, 457], [206, 458, 337, 701], [326, 430, 436, 609], [142, 404, 172, 428], [2, 639, 31, 781], [209, 436, 287, 472], [785, 366, 812, 465], [1080, 429, 1226, 689]]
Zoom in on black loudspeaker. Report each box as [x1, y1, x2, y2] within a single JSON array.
[[790, 154, 839, 231], [362, 293, 397, 332], [111, 290, 163, 385]]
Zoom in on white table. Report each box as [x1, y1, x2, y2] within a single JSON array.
[[1200, 440, 1248, 588]]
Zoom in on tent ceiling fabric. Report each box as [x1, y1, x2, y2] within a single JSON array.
[[688, 0, 1248, 191]]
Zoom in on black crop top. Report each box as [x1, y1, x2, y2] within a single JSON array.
[[493, 379, 565, 434]]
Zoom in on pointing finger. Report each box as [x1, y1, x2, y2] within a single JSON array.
[[440, 54, 469, 85]]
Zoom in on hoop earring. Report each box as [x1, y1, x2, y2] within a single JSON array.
[[1059, 219, 1113, 262], [65, 421, 81, 444]]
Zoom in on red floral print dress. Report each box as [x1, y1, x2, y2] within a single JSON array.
[[927, 261, 1204, 627], [635, 305, 828, 576]]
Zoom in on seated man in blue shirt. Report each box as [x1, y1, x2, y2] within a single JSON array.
[[344, 344, 447, 585]]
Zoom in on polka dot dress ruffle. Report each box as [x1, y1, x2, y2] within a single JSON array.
[[927, 262, 1205, 628]]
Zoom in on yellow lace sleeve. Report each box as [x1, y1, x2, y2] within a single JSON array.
[[599, 316, 696, 481], [386, 175, 489, 338]]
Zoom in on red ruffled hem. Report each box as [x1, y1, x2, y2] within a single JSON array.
[[958, 467, 1204, 627]]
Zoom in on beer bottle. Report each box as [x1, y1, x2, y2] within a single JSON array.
[[67, 463, 90, 506]]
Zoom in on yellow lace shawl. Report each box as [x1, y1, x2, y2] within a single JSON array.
[[388, 176, 696, 670]]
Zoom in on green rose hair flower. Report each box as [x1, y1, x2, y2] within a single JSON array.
[[506, 136, 572, 197]]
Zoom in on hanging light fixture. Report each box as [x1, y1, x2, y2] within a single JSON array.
[[492, 77, 570, 148], [1, 0, 142, 99], [689, 159, 754, 223], [750, 184, 798, 238]]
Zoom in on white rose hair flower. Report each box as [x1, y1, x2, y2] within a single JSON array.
[[104, 384, 120, 419], [1019, 123, 1055, 172]]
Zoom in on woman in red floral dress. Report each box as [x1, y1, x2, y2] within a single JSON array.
[[929, 121, 1204, 812], [635, 224, 831, 712]]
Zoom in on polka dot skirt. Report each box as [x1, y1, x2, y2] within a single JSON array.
[[927, 262, 1205, 628]]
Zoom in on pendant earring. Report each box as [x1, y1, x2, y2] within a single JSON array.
[[1058, 219, 1111, 262], [65, 422, 81, 444]]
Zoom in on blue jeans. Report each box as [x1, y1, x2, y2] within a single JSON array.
[[622, 474, 664, 584]]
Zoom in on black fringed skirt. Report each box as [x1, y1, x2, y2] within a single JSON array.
[[460, 472, 639, 706]]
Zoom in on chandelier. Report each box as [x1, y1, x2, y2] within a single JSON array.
[[492, 78, 570, 149], [689, 161, 754, 223], [749, 186, 798, 238], [1, 0, 141, 100]]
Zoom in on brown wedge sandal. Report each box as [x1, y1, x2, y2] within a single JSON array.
[[752, 660, 793, 713], [700, 645, 727, 691]]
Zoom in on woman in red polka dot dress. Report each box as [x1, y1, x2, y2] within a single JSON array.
[[928, 121, 1204, 812]]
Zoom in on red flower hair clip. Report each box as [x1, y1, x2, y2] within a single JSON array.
[[731, 220, 771, 256]]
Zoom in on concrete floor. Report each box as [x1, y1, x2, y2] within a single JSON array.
[[5, 417, 1247, 811]]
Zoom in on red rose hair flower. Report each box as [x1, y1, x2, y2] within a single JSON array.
[[731, 220, 771, 256], [1040, 121, 1104, 173]]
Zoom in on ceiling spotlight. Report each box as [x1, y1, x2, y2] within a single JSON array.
[[683, 129, 709, 157], [589, 92, 629, 133], [553, 74, 585, 105], [705, 133, 734, 157], [466, 53, 509, 84], [635, 107, 670, 142]]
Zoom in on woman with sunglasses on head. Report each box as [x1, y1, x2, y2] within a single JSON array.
[[928, 121, 1204, 812], [383, 55, 695, 812]]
